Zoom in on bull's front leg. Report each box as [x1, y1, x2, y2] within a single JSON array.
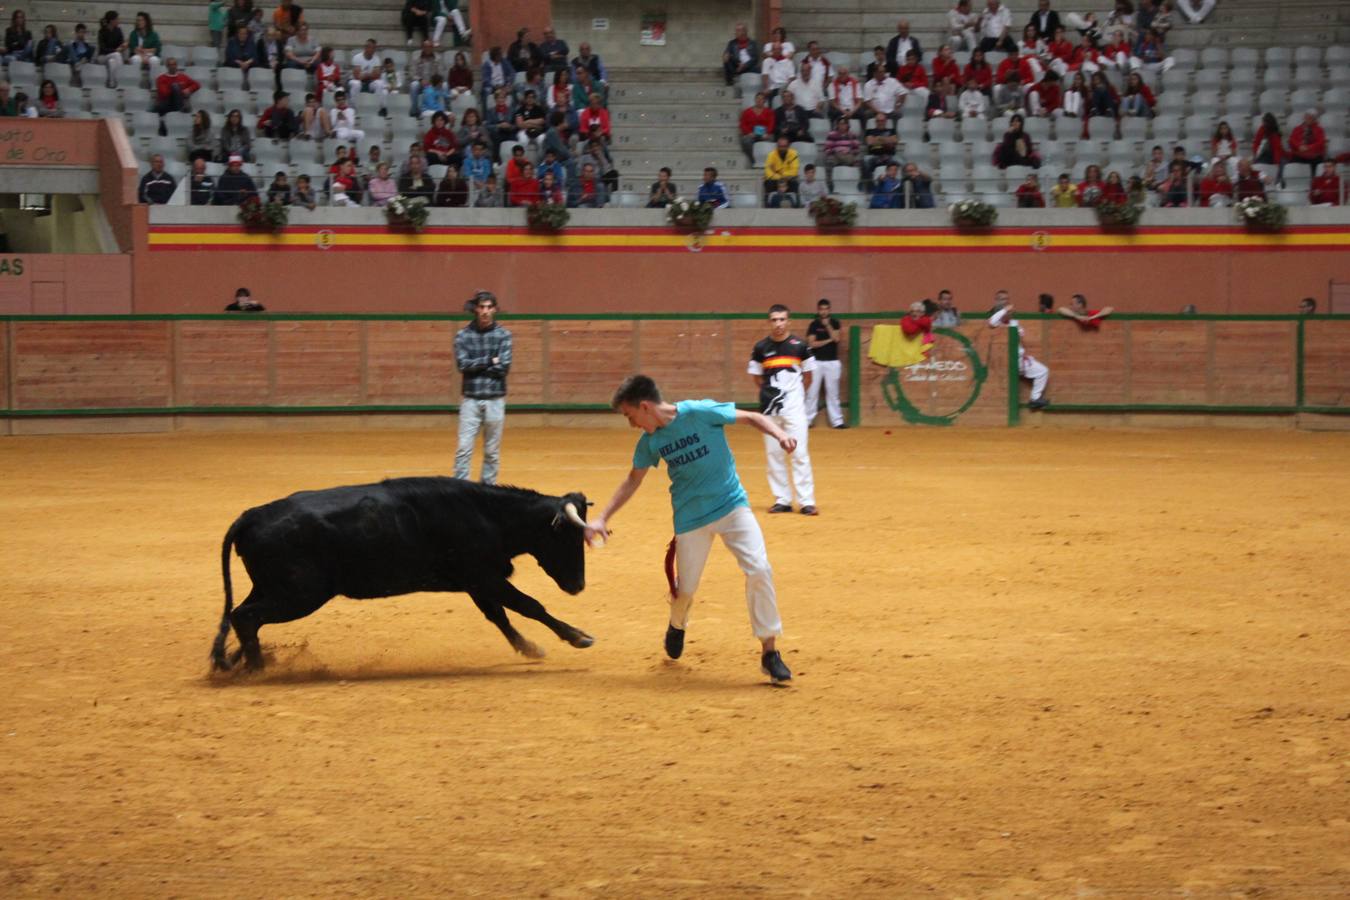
[[467, 590, 546, 659], [490, 579, 594, 649]]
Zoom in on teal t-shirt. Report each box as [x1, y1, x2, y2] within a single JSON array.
[[633, 400, 749, 534]]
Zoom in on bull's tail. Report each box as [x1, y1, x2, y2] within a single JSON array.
[[211, 519, 242, 671]]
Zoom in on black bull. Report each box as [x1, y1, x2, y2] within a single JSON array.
[[211, 477, 595, 671]]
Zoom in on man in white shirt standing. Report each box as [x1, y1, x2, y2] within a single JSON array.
[[749, 305, 819, 516], [986, 290, 1050, 409], [785, 58, 825, 118], [348, 38, 383, 96], [862, 67, 907, 123], [979, 0, 1016, 53]]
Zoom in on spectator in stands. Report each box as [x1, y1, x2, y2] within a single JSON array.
[[0, 82, 13, 116], [568, 162, 606, 208], [1069, 33, 1102, 76], [648, 168, 678, 208], [457, 108, 487, 149], [34, 25, 64, 65], [1121, 72, 1154, 118], [927, 77, 958, 119], [959, 75, 989, 118], [330, 90, 364, 143], [767, 179, 799, 209], [515, 89, 547, 148], [273, 0, 304, 38], [1015, 172, 1046, 206], [188, 157, 215, 204], [1087, 71, 1118, 119], [311, 46, 340, 97], [485, 86, 516, 149], [536, 145, 565, 188], [761, 41, 795, 103], [1289, 111, 1327, 180], [764, 136, 801, 200], [538, 169, 566, 206], [569, 41, 606, 91], [1045, 25, 1073, 76], [993, 72, 1027, 118], [862, 112, 899, 184], [739, 91, 775, 163], [1252, 113, 1286, 184], [569, 66, 601, 114], [1310, 162, 1340, 207], [138, 153, 176, 204], [247, 8, 266, 42], [1233, 159, 1266, 201], [328, 157, 361, 206], [886, 19, 924, 72], [542, 111, 574, 175], [151, 57, 200, 116], [822, 121, 860, 187], [979, 0, 1016, 52], [474, 173, 502, 207], [787, 59, 826, 119], [32, 80, 60, 118], [406, 39, 439, 102], [765, 25, 794, 58], [297, 92, 328, 139], [949, 0, 981, 50], [3, 10, 33, 62], [1061, 70, 1088, 118], [259, 26, 286, 81], [507, 27, 539, 72], [418, 72, 448, 121], [398, 152, 435, 200], [225, 25, 260, 85], [96, 11, 127, 86], [505, 160, 538, 206], [826, 66, 864, 125], [1206, 122, 1239, 181], [1059, 294, 1114, 329], [963, 48, 993, 94], [69, 23, 94, 67], [225, 287, 264, 311], [349, 38, 382, 96], [1197, 163, 1232, 206], [931, 45, 960, 86], [544, 69, 573, 126], [1050, 171, 1078, 206], [1029, 0, 1063, 39], [799, 164, 827, 205], [863, 67, 906, 123], [374, 57, 403, 104], [536, 25, 567, 74], [896, 50, 931, 109], [993, 115, 1042, 167], [226, 0, 251, 36], [218, 108, 253, 162], [774, 90, 812, 142], [1102, 170, 1128, 203], [698, 167, 729, 208], [1018, 23, 1045, 62], [423, 111, 458, 166], [126, 12, 161, 70], [503, 143, 528, 181], [582, 137, 618, 194], [265, 171, 290, 203], [402, 0, 431, 46], [572, 92, 610, 141], [1141, 144, 1166, 188], [286, 23, 320, 71], [899, 163, 936, 208], [462, 140, 491, 191], [870, 163, 902, 208], [723, 22, 759, 86], [214, 154, 258, 205], [1078, 165, 1107, 206], [1298, 297, 1316, 315], [1131, 27, 1170, 72], [431, 0, 468, 48], [436, 163, 469, 206], [864, 45, 888, 82], [446, 51, 473, 99], [10, 89, 34, 117], [1099, 29, 1132, 72], [1157, 161, 1190, 206], [180, 110, 213, 161], [804, 41, 833, 78], [1028, 70, 1062, 117]]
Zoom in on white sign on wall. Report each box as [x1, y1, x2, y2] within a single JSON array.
[[592, 18, 609, 30]]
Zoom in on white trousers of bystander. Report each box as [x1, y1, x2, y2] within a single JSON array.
[[805, 359, 844, 427], [670, 505, 782, 639], [764, 411, 815, 507], [1020, 353, 1049, 400]]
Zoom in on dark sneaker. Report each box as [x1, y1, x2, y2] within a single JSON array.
[[761, 650, 792, 683], [1028, 398, 1050, 410], [768, 503, 793, 514], [832, 423, 849, 429], [664, 625, 685, 659], [799, 505, 819, 516]]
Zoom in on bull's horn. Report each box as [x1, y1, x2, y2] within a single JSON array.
[[562, 502, 587, 528]]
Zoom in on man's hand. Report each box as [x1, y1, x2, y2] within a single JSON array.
[[779, 435, 797, 454], [583, 518, 610, 547]]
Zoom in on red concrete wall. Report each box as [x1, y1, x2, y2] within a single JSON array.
[[470, 0, 552, 58]]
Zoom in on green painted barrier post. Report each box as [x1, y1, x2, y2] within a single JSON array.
[[848, 325, 861, 427], [1007, 325, 1021, 426]]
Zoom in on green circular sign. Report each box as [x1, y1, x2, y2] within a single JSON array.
[[880, 328, 989, 426]]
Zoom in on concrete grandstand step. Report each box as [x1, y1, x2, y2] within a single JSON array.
[[607, 84, 738, 105]]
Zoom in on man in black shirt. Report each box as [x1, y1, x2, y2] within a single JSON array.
[[212, 154, 259, 205], [748, 304, 819, 515], [187, 157, 216, 205], [138, 153, 177, 204], [805, 298, 846, 429]]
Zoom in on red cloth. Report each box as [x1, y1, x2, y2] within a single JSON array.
[[446, 66, 473, 91], [1309, 173, 1340, 205], [900, 314, 933, 336], [1031, 81, 1061, 112], [1047, 39, 1074, 62], [962, 62, 992, 91], [504, 157, 529, 182], [931, 57, 960, 84], [740, 105, 774, 136], [507, 176, 540, 206], [156, 71, 200, 101], [578, 106, 611, 139], [1252, 125, 1286, 164], [1075, 310, 1104, 330], [1015, 183, 1046, 207], [423, 125, 457, 155], [1101, 182, 1128, 204], [1069, 46, 1098, 70], [1198, 176, 1232, 206], [1234, 174, 1266, 200], [316, 61, 340, 99], [1289, 122, 1327, 161], [897, 63, 929, 89], [1077, 179, 1104, 206]]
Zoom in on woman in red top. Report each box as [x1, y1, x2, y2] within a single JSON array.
[[423, 111, 459, 166], [1068, 33, 1099, 72], [1309, 162, 1340, 206], [1078, 164, 1106, 206], [36, 79, 62, 117], [930, 44, 960, 85], [507, 161, 540, 206], [1101, 170, 1128, 204], [1046, 26, 1074, 71], [446, 51, 473, 95], [896, 50, 929, 91], [1252, 113, 1286, 172], [962, 48, 993, 94], [738, 90, 775, 163], [315, 47, 340, 100], [1029, 70, 1062, 117]]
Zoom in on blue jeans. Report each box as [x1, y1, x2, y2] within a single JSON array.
[[455, 396, 505, 483]]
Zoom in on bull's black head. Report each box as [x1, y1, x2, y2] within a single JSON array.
[[532, 491, 589, 595]]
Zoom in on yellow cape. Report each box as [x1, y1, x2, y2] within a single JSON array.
[[869, 324, 932, 368]]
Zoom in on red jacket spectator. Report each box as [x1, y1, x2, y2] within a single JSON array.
[[1309, 167, 1341, 205], [1100, 180, 1128, 205], [1198, 173, 1232, 206], [507, 175, 540, 206], [1252, 123, 1286, 164], [900, 313, 933, 336], [1030, 80, 1061, 113], [504, 156, 529, 182], [156, 69, 200, 102], [962, 61, 993, 92], [740, 104, 774, 136], [1288, 117, 1327, 163], [577, 106, 611, 140], [1234, 170, 1266, 200], [897, 62, 929, 90], [423, 125, 457, 157], [1046, 37, 1073, 63], [1015, 182, 1046, 207], [1068, 45, 1099, 71], [931, 56, 960, 84]]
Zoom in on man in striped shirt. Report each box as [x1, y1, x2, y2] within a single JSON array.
[[454, 290, 513, 483], [749, 305, 819, 515]]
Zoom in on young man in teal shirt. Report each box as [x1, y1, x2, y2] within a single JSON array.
[[586, 375, 795, 683]]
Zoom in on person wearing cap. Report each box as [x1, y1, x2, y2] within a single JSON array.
[[454, 291, 513, 484], [213, 154, 259, 205]]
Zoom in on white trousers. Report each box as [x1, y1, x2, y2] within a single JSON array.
[[764, 411, 814, 507], [432, 9, 469, 45], [805, 359, 843, 427], [334, 125, 366, 142], [1020, 352, 1049, 400], [348, 78, 390, 98], [1176, 0, 1217, 23], [671, 505, 781, 639]]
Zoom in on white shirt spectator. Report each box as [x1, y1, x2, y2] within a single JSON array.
[[786, 65, 825, 113], [959, 87, 989, 119], [950, 5, 982, 48], [827, 76, 864, 115], [980, 3, 1014, 41], [762, 54, 796, 92], [350, 48, 380, 78], [763, 40, 795, 59], [330, 104, 365, 142], [863, 75, 907, 116]]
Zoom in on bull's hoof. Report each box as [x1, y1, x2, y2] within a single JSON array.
[[566, 629, 595, 649]]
